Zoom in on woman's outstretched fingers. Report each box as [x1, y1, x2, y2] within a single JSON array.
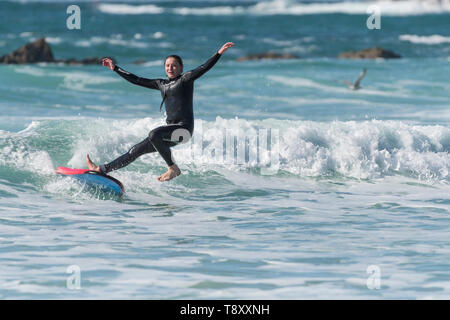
[[102, 58, 115, 70], [218, 42, 235, 55]]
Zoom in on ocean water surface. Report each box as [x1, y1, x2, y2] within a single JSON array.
[[0, 0, 449, 299]]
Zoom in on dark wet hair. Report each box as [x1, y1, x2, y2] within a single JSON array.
[[165, 55, 183, 67]]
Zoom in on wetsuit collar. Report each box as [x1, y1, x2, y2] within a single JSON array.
[[168, 74, 182, 81]]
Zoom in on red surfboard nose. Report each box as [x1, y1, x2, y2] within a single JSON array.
[[56, 166, 90, 175]]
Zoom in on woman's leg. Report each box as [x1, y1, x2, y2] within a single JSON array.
[[147, 124, 191, 167], [97, 137, 157, 174], [87, 123, 191, 180], [148, 124, 191, 181]]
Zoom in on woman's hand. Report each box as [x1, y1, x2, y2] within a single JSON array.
[[102, 57, 115, 70], [218, 42, 235, 55]]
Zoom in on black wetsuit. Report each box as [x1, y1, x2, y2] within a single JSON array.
[[99, 51, 221, 173]]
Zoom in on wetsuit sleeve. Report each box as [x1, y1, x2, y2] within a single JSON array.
[[114, 65, 160, 90], [182, 52, 221, 82]]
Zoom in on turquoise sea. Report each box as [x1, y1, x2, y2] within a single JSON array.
[[0, 0, 449, 299]]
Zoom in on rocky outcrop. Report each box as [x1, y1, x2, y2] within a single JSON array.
[[237, 52, 299, 61], [339, 47, 401, 59], [0, 37, 115, 65], [132, 59, 147, 65], [0, 37, 54, 64], [54, 57, 116, 65]]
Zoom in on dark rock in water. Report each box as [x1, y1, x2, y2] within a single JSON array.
[[87, 56, 116, 65], [133, 59, 147, 65], [0, 37, 54, 64], [237, 52, 299, 61], [55, 57, 116, 65], [77, 57, 105, 65], [339, 47, 401, 59], [0, 37, 116, 65]]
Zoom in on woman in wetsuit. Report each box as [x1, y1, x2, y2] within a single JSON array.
[[86, 42, 234, 181]]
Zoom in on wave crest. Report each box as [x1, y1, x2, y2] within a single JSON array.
[[97, 1, 450, 16], [2, 118, 448, 183], [400, 34, 450, 45]]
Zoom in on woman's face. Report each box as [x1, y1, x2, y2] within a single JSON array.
[[165, 57, 182, 79]]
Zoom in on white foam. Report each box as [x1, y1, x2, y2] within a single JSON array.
[[57, 71, 120, 92], [152, 31, 165, 39], [98, 4, 164, 15], [19, 32, 33, 38], [45, 36, 63, 44], [172, 6, 245, 16], [0, 125, 54, 174], [258, 0, 450, 16], [85, 105, 110, 112], [267, 75, 409, 98], [154, 41, 176, 49], [262, 37, 295, 47], [140, 60, 163, 67], [250, 0, 450, 16], [400, 34, 450, 45], [74, 36, 148, 49], [3, 118, 448, 184], [14, 65, 47, 77], [67, 117, 166, 169], [142, 117, 449, 182], [13, 66, 120, 92], [97, 0, 450, 16]]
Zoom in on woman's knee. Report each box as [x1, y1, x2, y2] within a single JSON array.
[[170, 128, 192, 144], [128, 139, 153, 157], [148, 128, 161, 143], [128, 144, 139, 156], [148, 125, 192, 145]]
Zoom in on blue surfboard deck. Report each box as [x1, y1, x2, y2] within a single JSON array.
[[56, 167, 124, 197]]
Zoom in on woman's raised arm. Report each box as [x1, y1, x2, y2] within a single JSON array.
[[183, 42, 235, 82], [103, 58, 160, 90]]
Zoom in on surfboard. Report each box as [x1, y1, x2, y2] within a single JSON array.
[[56, 166, 124, 197]]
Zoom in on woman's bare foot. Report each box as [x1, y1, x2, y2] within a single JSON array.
[[86, 154, 100, 172], [157, 164, 181, 182]]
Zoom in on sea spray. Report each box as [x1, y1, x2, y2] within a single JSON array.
[[2, 118, 448, 183]]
